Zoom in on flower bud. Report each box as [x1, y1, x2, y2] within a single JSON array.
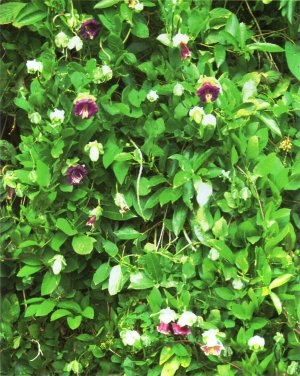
[[121, 330, 141, 346], [51, 255, 66, 275], [147, 90, 159, 102], [202, 114, 216, 127], [189, 106, 204, 124], [55, 31, 69, 48], [84, 141, 104, 162], [208, 247, 219, 261], [134, 2, 144, 12], [232, 278, 244, 290], [248, 335, 265, 351], [173, 83, 184, 96], [26, 60, 43, 74], [28, 112, 42, 124], [50, 109, 65, 125]]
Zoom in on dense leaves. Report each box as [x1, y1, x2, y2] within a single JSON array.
[[1, 0, 300, 375]]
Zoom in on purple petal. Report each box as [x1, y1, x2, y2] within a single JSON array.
[[197, 82, 220, 102], [73, 98, 98, 119], [171, 323, 191, 336], [80, 19, 100, 40]]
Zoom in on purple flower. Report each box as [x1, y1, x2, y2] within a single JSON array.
[[157, 322, 171, 335], [6, 187, 15, 200], [201, 344, 224, 356], [197, 82, 220, 103], [86, 215, 96, 227], [181, 43, 191, 60], [66, 165, 88, 185], [171, 323, 191, 336], [80, 19, 100, 40], [73, 98, 98, 119]]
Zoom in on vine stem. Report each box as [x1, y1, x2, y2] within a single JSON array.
[[30, 339, 44, 361], [129, 138, 145, 221]]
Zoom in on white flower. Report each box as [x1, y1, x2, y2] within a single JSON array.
[[114, 193, 130, 214], [122, 330, 141, 346], [202, 329, 219, 342], [194, 180, 213, 207], [248, 335, 265, 350], [67, 36, 83, 51], [84, 141, 104, 162], [177, 311, 197, 327], [208, 248, 219, 261], [50, 109, 65, 125], [173, 83, 184, 96], [172, 33, 189, 47], [55, 31, 69, 48], [26, 60, 43, 74], [189, 106, 204, 124], [159, 308, 177, 324], [51, 255, 66, 275], [202, 114, 216, 127], [28, 112, 42, 124], [147, 90, 159, 102], [102, 65, 113, 80], [134, 2, 144, 12], [157, 33, 171, 46], [232, 278, 244, 290], [130, 272, 144, 284]]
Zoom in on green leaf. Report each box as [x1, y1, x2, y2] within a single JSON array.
[[285, 41, 300, 80], [108, 265, 123, 295], [140, 253, 162, 282], [160, 346, 175, 365], [214, 45, 226, 67], [67, 315, 82, 330], [93, 262, 110, 285], [41, 272, 61, 296], [103, 240, 118, 256], [128, 272, 154, 289], [248, 43, 284, 52], [17, 265, 43, 277], [161, 356, 181, 376], [50, 309, 72, 321], [132, 14, 149, 38], [270, 292, 282, 315], [208, 240, 235, 264], [247, 136, 259, 159], [82, 306, 94, 319], [269, 274, 293, 290], [172, 205, 188, 236], [256, 113, 282, 137], [36, 160, 51, 187], [56, 218, 77, 236], [13, 3, 47, 27], [94, 0, 120, 9], [215, 287, 235, 300], [72, 236, 96, 255], [114, 227, 140, 240], [36, 300, 56, 317], [112, 161, 130, 185], [0, 2, 26, 25]]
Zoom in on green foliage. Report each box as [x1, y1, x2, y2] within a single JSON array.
[[1, 0, 300, 375]]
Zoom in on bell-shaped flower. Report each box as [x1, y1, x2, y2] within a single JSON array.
[[173, 83, 184, 96], [67, 36, 83, 51], [177, 311, 197, 327], [121, 330, 141, 346], [114, 193, 130, 214], [171, 323, 191, 336], [157, 322, 171, 335], [26, 60, 43, 74], [55, 31, 69, 48], [202, 114, 216, 127], [189, 106, 204, 124], [50, 255, 66, 275], [159, 308, 177, 324], [84, 141, 104, 162], [197, 77, 221, 103], [157, 33, 171, 46], [147, 90, 159, 102], [248, 335, 265, 351], [194, 180, 213, 207], [73, 93, 98, 119], [80, 19, 100, 40], [66, 165, 88, 185], [50, 109, 65, 126]]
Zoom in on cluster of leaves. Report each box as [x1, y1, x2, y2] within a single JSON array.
[[1, 0, 300, 375]]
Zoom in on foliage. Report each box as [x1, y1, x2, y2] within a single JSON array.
[[1, 0, 300, 375]]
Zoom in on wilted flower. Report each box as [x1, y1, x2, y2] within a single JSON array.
[[114, 193, 130, 214], [26, 60, 43, 74], [189, 106, 204, 124], [201, 329, 224, 356], [73, 93, 98, 119], [173, 83, 184, 96], [121, 330, 141, 346], [6, 187, 15, 200], [28, 112, 42, 124], [157, 322, 171, 335], [134, 2, 144, 12], [159, 308, 177, 324], [172, 323, 191, 335], [80, 19, 100, 40], [147, 90, 159, 102], [86, 205, 102, 227], [202, 114, 217, 127], [84, 141, 104, 162], [248, 335, 265, 351], [177, 311, 197, 327], [50, 109, 65, 125], [66, 165, 88, 185], [86, 216, 96, 227], [197, 77, 221, 103], [55, 31, 69, 48], [232, 278, 244, 290], [50, 255, 66, 275], [67, 36, 83, 51], [172, 33, 190, 60], [208, 247, 220, 261]]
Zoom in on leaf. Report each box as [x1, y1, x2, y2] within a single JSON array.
[[50, 309, 72, 321], [67, 315, 82, 330], [269, 274, 293, 290], [161, 356, 181, 376], [13, 3, 47, 27], [248, 43, 284, 52], [256, 113, 282, 137], [214, 45, 226, 67], [82, 306, 94, 319], [94, 0, 120, 8], [140, 253, 162, 282], [41, 272, 61, 296], [215, 287, 235, 301], [132, 14, 149, 38], [247, 136, 259, 159], [103, 240, 118, 256], [72, 236, 96, 255], [112, 161, 130, 185], [114, 227, 140, 240], [35, 300, 56, 317], [56, 218, 77, 236], [208, 240, 235, 264], [270, 292, 282, 315], [0, 2, 26, 25], [172, 205, 188, 236], [285, 41, 300, 80], [36, 160, 51, 187], [108, 265, 123, 295], [128, 272, 154, 289], [160, 346, 175, 365], [17, 265, 43, 277], [93, 262, 110, 285]]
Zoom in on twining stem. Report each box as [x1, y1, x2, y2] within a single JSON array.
[[30, 339, 44, 361]]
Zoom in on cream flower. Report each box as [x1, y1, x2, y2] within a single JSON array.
[[26, 60, 43, 74], [147, 90, 159, 102], [122, 330, 141, 346], [159, 308, 177, 324], [248, 335, 265, 350], [172, 33, 189, 47], [177, 311, 197, 327]]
